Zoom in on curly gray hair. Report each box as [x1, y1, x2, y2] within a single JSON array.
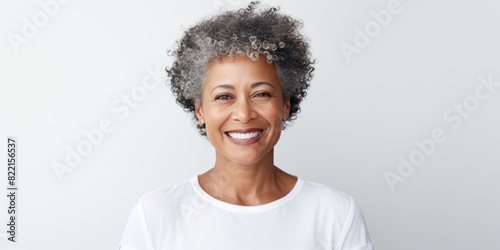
[[166, 1, 315, 136]]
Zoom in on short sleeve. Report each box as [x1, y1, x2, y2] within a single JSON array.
[[119, 199, 155, 250], [336, 198, 374, 250]]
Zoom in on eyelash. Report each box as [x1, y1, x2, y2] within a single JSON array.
[[254, 92, 271, 98], [214, 92, 271, 100], [215, 94, 232, 100]]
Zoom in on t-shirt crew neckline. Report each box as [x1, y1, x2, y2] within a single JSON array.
[[190, 175, 305, 214]]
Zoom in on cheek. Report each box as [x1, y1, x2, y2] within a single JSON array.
[[262, 104, 286, 126], [204, 107, 229, 130]]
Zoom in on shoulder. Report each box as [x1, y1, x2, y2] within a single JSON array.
[[294, 178, 360, 224], [296, 179, 373, 248], [135, 177, 195, 215], [299, 179, 354, 207]]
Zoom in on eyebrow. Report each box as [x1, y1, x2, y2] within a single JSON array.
[[251, 81, 275, 89], [210, 82, 275, 94], [210, 84, 234, 94]]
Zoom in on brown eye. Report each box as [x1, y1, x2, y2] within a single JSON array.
[[215, 94, 232, 100], [254, 92, 271, 98]]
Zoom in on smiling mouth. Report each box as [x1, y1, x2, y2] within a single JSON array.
[[225, 130, 263, 139]]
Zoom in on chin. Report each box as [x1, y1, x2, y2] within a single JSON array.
[[219, 150, 272, 166]]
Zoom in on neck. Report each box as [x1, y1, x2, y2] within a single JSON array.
[[198, 149, 297, 206]]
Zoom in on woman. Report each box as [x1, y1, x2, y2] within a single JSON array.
[[119, 2, 373, 249]]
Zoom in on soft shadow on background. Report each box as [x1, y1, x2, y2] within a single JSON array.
[[1, 0, 499, 249]]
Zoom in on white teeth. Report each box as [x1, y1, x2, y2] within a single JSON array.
[[228, 131, 262, 139]]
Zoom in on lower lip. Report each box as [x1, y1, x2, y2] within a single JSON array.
[[226, 132, 263, 145]]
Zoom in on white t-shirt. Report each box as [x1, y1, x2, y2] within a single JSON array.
[[119, 176, 374, 250]]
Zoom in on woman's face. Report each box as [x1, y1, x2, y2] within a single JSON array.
[[195, 56, 290, 166]]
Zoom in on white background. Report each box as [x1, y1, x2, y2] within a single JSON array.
[[1, 0, 499, 249]]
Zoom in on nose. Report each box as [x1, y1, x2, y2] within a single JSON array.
[[231, 97, 257, 123]]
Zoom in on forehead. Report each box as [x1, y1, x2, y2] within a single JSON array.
[[202, 56, 281, 89]]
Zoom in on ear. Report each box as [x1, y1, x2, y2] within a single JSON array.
[[282, 98, 291, 121], [194, 99, 205, 125]]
